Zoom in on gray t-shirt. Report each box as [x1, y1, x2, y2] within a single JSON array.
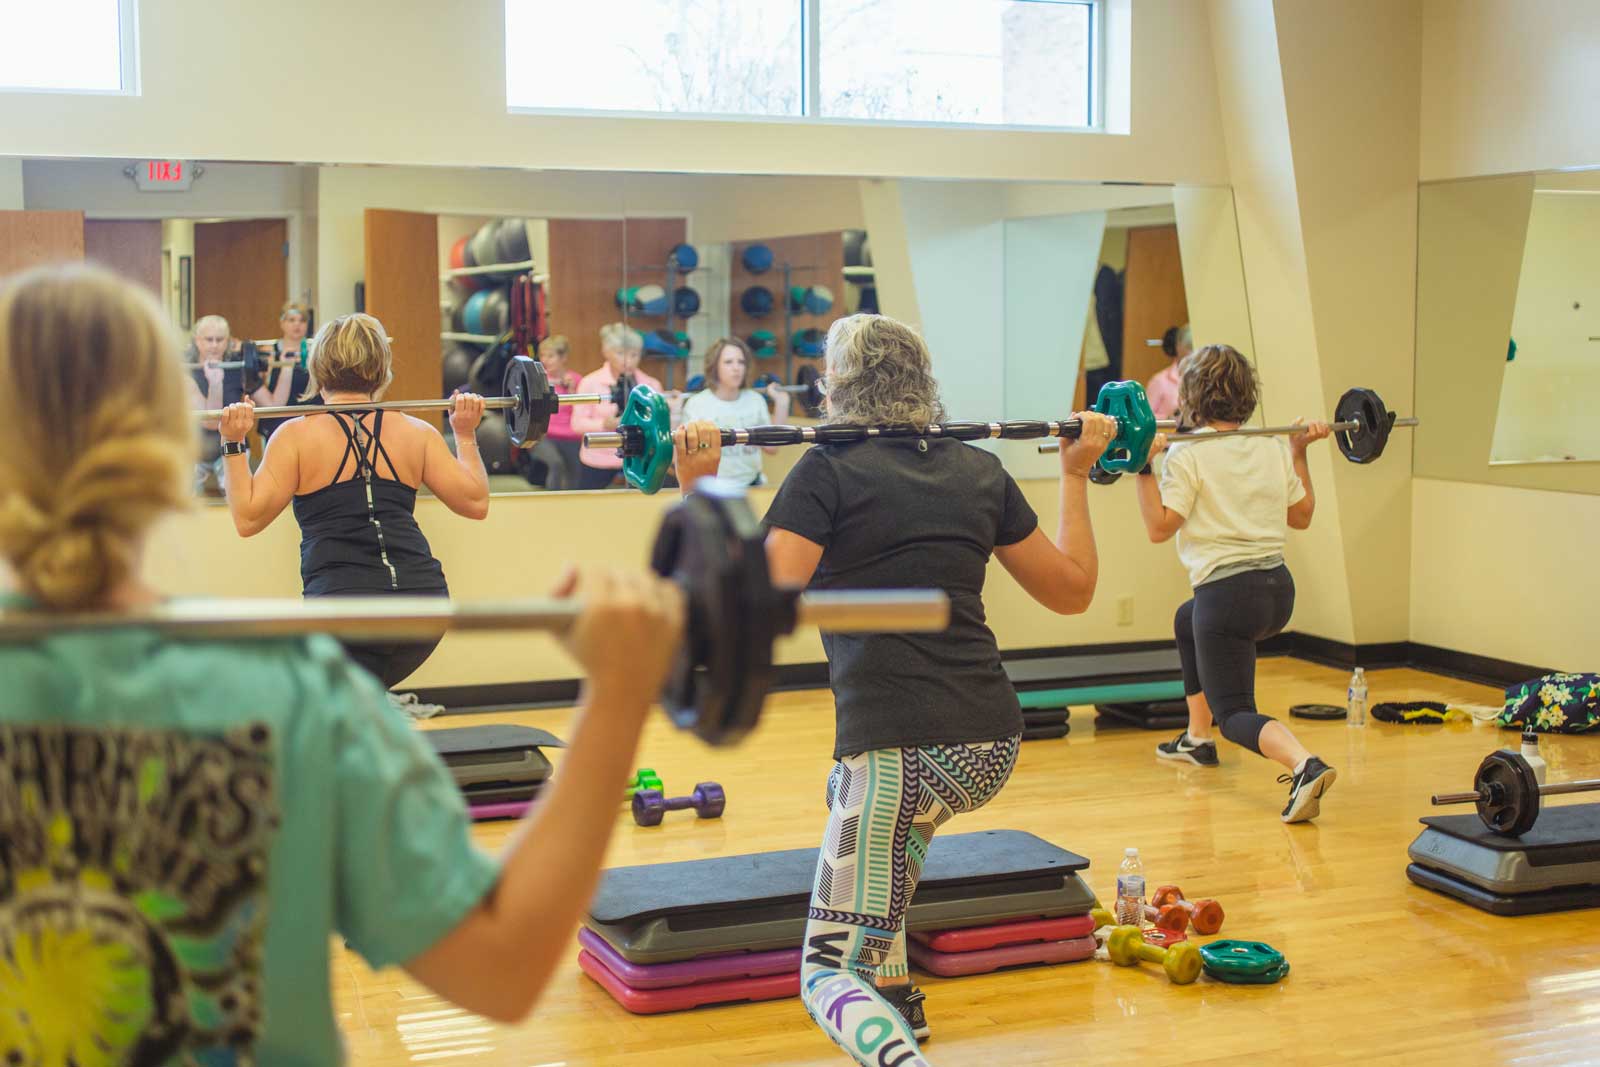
[[763, 437, 1037, 758]]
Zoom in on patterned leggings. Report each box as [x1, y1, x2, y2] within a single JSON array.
[[801, 737, 1020, 1067]]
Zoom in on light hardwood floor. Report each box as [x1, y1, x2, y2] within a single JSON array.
[[337, 659, 1600, 1066]]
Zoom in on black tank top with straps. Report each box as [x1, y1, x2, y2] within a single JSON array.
[[292, 410, 448, 597]]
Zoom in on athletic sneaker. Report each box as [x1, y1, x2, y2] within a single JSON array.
[[1279, 757, 1337, 823], [878, 982, 930, 1041], [388, 691, 445, 721], [1156, 731, 1219, 767]]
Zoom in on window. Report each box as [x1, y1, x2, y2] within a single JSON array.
[[817, 0, 1095, 128], [506, 0, 804, 117], [506, 0, 1099, 129], [0, 0, 137, 93]]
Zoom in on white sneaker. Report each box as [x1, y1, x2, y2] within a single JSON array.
[[388, 691, 445, 721]]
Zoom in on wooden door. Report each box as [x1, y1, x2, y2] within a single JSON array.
[[0, 210, 85, 275], [85, 220, 162, 295], [547, 218, 627, 378], [1120, 224, 1190, 389], [364, 209, 440, 411], [194, 218, 287, 342]]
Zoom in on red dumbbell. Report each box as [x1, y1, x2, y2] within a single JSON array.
[[1141, 903, 1191, 934], [1149, 885, 1225, 935]]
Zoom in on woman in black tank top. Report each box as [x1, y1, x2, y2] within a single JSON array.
[[216, 313, 490, 690]]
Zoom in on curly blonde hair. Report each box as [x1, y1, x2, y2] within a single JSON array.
[[302, 313, 393, 400], [1178, 344, 1258, 426], [0, 265, 192, 610], [822, 315, 943, 427]]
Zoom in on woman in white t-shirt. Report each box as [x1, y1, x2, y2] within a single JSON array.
[[1133, 344, 1336, 823], [680, 337, 790, 486]]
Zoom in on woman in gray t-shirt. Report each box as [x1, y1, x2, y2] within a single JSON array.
[[673, 314, 1115, 1067], [679, 337, 790, 486]]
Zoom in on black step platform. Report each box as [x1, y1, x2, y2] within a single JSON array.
[[1005, 648, 1182, 691], [1406, 863, 1600, 916], [1095, 700, 1190, 730], [587, 829, 1094, 963], [423, 724, 564, 795]]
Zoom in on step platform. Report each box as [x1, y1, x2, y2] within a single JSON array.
[[577, 949, 799, 1014], [423, 724, 563, 808], [1009, 649, 1185, 715], [586, 829, 1094, 964], [1094, 700, 1190, 730], [1407, 802, 1600, 914], [907, 933, 1096, 977]]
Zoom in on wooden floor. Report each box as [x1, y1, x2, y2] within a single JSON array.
[[337, 659, 1600, 1066]]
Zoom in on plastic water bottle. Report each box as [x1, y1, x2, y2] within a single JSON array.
[[1115, 848, 1146, 927], [1520, 730, 1548, 785], [1347, 668, 1368, 727]]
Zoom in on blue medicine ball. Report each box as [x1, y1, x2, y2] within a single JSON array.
[[742, 244, 775, 274]]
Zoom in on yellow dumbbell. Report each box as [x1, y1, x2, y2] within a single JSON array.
[[1105, 925, 1202, 984]]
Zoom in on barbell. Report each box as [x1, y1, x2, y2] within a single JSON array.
[[196, 355, 603, 449], [184, 342, 300, 375], [1431, 750, 1600, 837], [586, 379, 1177, 494], [0, 483, 948, 747], [1039, 386, 1419, 479]]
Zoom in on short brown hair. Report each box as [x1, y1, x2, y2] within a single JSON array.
[[303, 313, 393, 400], [702, 337, 754, 389], [1178, 344, 1258, 426]]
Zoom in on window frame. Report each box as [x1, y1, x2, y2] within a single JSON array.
[[0, 0, 140, 96], [505, 0, 1105, 133]]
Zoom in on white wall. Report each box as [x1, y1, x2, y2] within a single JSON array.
[[0, 160, 22, 209], [0, 0, 1227, 186], [1492, 192, 1600, 462], [1420, 0, 1600, 181]]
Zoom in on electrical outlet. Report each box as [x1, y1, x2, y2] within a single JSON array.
[[1116, 596, 1135, 627]]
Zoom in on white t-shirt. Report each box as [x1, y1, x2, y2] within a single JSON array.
[[1158, 430, 1307, 588], [681, 389, 773, 485]]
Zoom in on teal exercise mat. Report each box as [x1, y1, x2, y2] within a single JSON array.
[[1006, 648, 1181, 689], [1018, 681, 1186, 709]]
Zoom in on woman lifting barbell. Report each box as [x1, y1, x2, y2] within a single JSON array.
[[1134, 343, 1338, 822], [679, 336, 791, 486], [674, 313, 1117, 1067], [216, 313, 491, 696], [0, 263, 690, 1056]]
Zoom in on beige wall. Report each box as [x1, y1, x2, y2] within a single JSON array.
[[0, 160, 22, 209], [147, 477, 1195, 690], [1410, 479, 1600, 671], [0, 0, 1227, 186], [1421, 0, 1600, 181]]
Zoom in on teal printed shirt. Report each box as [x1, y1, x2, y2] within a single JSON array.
[[0, 611, 501, 1065]]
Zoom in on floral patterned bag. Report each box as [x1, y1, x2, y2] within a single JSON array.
[[1499, 673, 1600, 733]]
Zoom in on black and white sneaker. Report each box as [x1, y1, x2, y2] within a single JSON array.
[[1279, 757, 1337, 823], [878, 982, 930, 1041], [1156, 731, 1219, 767]]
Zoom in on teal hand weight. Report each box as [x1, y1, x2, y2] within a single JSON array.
[[618, 385, 675, 493], [1093, 380, 1158, 474]]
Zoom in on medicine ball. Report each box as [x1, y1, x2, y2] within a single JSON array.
[[842, 230, 868, 268], [673, 286, 701, 317], [449, 235, 485, 293], [474, 412, 515, 475], [684, 373, 706, 393], [741, 285, 775, 317], [669, 243, 699, 273], [791, 328, 826, 357], [468, 222, 502, 281], [748, 329, 778, 357], [742, 244, 775, 274]]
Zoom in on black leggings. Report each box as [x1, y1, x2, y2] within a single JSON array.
[[1174, 565, 1295, 755], [576, 463, 620, 490], [341, 637, 443, 691]]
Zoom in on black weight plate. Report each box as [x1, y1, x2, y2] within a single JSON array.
[[1475, 750, 1541, 836], [1334, 387, 1390, 464], [1290, 703, 1346, 720], [650, 484, 777, 747], [502, 354, 554, 449], [1088, 465, 1123, 486], [796, 363, 825, 416]]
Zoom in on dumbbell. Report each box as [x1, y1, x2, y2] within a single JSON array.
[[624, 768, 663, 797], [631, 781, 726, 827], [1105, 926, 1202, 985], [1149, 885, 1225, 935]]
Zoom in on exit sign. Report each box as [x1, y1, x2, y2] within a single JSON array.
[[130, 160, 197, 192]]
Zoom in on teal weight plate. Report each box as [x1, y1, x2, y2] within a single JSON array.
[[1093, 380, 1157, 474], [618, 385, 674, 494], [1199, 939, 1284, 977], [1205, 959, 1290, 985]]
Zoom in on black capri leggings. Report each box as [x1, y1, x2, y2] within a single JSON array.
[[1174, 565, 1295, 755]]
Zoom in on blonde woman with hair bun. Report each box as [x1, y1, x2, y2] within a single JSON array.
[[570, 322, 662, 489], [672, 312, 1117, 1064], [216, 312, 490, 690], [0, 264, 690, 1059]]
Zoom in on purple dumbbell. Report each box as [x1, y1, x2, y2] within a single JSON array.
[[632, 781, 726, 827]]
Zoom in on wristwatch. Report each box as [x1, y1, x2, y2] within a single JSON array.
[[220, 440, 249, 456]]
